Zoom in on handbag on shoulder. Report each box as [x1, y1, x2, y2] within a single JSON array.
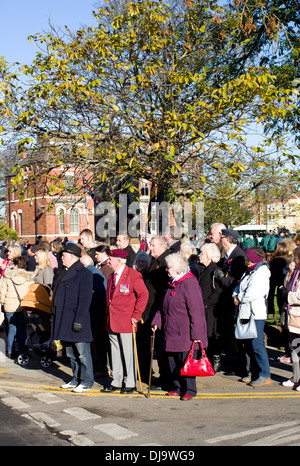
[[234, 310, 257, 340], [180, 341, 215, 377]]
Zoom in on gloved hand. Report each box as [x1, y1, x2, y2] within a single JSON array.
[[279, 286, 289, 301], [72, 321, 82, 332], [213, 268, 225, 282]]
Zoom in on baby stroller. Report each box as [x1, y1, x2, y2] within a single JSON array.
[[17, 284, 63, 368]]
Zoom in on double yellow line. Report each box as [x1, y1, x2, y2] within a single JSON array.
[[0, 380, 300, 399]]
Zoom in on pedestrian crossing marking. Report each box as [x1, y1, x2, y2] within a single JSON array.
[[94, 423, 139, 440]]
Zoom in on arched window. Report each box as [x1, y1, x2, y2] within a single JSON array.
[[58, 209, 65, 234], [11, 212, 17, 231], [70, 208, 79, 234]]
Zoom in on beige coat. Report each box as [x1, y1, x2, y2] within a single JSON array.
[[0, 268, 36, 313], [285, 270, 300, 334]]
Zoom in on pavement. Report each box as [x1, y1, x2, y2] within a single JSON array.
[[0, 341, 299, 400]]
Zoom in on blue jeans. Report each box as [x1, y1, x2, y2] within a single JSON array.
[[5, 312, 26, 355], [65, 342, 94, 388], [251, 320, 270, 379]]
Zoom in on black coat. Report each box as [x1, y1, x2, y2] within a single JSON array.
[[219, 245, 246, 289], [218, 245, 246, 318], [198, 262, 223, 338], [148, 249, 171, 322], [51, 260, 93, 342], [124, 245, 137, 268]]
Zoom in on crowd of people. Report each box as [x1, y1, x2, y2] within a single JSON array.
[[0, 224, 300, 400]]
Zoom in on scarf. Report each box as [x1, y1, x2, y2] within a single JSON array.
[[287, 267, 300, 292]]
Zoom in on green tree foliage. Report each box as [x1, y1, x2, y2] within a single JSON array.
[[0, 0, 299, 203], [0, 222, 18, 241]]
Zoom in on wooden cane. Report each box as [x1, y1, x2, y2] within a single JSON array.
[[132, 323, 143, 394], [147, 329, 156, 399]]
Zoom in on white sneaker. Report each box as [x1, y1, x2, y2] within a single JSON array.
[[72, 384, 91, 393], [61, 381, 78, 389], [282, 379, 294, 387], [296, 385, 300, 392]]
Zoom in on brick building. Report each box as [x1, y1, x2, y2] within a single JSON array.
[[6, 167, 95, 243]]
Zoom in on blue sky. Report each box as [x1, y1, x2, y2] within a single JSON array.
[[0, 0, 97, 65]]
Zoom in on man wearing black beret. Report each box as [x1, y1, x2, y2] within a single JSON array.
[[51, 242, 94, 392]]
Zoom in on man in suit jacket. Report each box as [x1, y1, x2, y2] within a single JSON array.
[[102, 249, 149, 394], [214, 229, 246, 373], [51, 242, 94, 393]]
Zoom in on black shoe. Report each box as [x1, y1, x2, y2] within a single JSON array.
[[212, 355, 221, 373], [121, 387, 135, 394], [101, 385, 121, 393]]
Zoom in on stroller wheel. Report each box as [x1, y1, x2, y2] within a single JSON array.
[[40, 356, 52, 368], [17, 354, 30, 366]]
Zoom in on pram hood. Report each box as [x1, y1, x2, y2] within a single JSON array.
[[21, 283, 52, 314]]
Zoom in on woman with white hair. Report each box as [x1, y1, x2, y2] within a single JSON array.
[[152, 253, 207, 401], [198, 242, 223, 372], [180, 241, 198, 277]]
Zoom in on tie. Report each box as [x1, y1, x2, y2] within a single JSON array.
[[110, 273, 117, 302]]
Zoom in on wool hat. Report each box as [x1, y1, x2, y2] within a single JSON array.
[[221, 228, 239, 240], [62, 242, 83, 257], [245, 248, 263, 265], [109, 249, 128, 259]]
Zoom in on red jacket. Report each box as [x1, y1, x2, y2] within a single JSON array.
[[105, 265, 149, 333]]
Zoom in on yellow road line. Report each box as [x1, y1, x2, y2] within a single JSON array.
[[0, 381, 300, 399]]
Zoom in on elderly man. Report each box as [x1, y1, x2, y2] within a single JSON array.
[[163, 226, 181, 253], [214, 228, 246, 374], [207, 223, 226, 260], [102, 249, 149, 393], [51, 242, 94, 392]]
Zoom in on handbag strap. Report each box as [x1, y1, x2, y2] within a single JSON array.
[[11, 279, 22, 304], [189, 341, 206, 358]]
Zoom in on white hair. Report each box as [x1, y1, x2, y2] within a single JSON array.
[[165, 253, 189, 274], [180, 242, 197, 260], [211, 223, 226, 231], [200, 243, 221, 263]]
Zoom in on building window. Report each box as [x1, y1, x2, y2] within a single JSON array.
[[70, 208, 79, 234], [18, 213, 22, 236], [58, 209, 65, 234], [11, 212, 17, 231]]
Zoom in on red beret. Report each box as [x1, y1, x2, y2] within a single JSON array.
[[109, 249, 128, 259]]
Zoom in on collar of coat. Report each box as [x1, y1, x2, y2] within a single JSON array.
[[168, 270, 195, 288]]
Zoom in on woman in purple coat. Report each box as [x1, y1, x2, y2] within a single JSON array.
[[152, 253, 207, 400]]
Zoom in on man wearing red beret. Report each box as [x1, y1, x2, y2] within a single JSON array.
[[102, 249, 149, 393]]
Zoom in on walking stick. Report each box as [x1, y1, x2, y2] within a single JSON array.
[[147, 329, 156, 399], [132, 323, 143, 394]]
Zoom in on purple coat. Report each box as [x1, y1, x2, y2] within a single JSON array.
[[152, 271, 208, 352]]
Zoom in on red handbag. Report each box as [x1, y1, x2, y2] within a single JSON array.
[[180, 341, 215, 377]]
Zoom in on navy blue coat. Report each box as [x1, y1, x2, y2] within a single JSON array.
[[51, 261, 93, 342]]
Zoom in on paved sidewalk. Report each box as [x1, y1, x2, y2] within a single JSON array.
[[0, 344, 298, 399]]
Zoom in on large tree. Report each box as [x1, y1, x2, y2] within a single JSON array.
[[0, 0, 299, 205]]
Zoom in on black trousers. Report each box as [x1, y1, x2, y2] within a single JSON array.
[[167, 351, 197, 396]]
